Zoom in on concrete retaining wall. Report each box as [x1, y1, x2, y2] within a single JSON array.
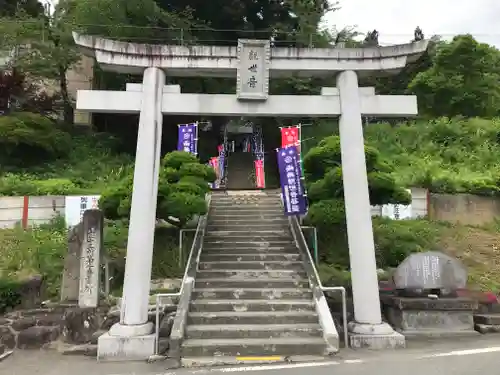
[[1, 189, 498, 228]]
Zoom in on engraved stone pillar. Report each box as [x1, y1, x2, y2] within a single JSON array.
[[78, 209, 103, 308]]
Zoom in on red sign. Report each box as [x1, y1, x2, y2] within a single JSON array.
[[281, 126, 299, 149], [210, 157, 219, 177], [255, 160, 265, 188]]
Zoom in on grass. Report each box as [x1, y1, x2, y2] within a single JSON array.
[[318, 218, 500, 293], [0, 133, 133, 196], [438, 221, 500, 292], [364, 118, 500, 195]]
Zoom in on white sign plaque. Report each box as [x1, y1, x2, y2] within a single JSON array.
[[236, 39, 270, 101]]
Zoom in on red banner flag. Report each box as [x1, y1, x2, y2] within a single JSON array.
[[281, 126, 299, 148], [255, 160, 265, 188]]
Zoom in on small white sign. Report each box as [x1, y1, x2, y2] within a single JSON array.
[[65, 195, 100, 227], [381, 189, 412, 220]]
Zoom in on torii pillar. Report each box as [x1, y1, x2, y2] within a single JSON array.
[[73, 32, 428, 360]]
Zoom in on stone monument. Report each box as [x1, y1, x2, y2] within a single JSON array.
[[61, 222, 84, 303], [78, 209, 104, 308], [72, 32, 428, 359], [383, 251, 478, 337]]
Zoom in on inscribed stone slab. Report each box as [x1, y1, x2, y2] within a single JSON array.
[[236, 39, 270, 101], [78, 209, 104, 308], [393, 251, 467, 290]]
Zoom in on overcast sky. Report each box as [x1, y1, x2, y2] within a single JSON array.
[[324, 0, 500, 47]]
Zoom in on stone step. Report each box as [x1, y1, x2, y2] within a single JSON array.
[[189, 300, 315, 313], [195, 278, 309, 289], [210, 201, 282, 207], [185, 323, 322, 339], [208, 214, 286, 220], [187, 311, 318, 325], [211, 194, 281, 200], [210, 201, 283, 210], [199, 261, 304, 271], [211, 200, 282, 206], [181, 337, 326, 357], [209, 208, 283, 215], [196, 270, 306, 279], [204, 233, 292, 241], [192, 288, 313, 300], [206, 225, 289, 232], [208, 218, 288, 225], [203, 241, 295, 248], [474, 314, 500, 325], [202, 248, 299, 255], [200, 253, 301, 262]]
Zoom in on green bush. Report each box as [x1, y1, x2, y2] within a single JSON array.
[[365, 117, 500, 195], [318, 264, 351, 288], [373, 218, 443, 268], [0, 174, 81, 195], [0, 278, 22, 313], [0, 131, 133, 196], [0, 216, 67, 298], [100, 220, 183, 292], [303, 135, 410, 230], [315, 218, 442, 271], [100, 151, 215, 228], [0, 112, 71, 166]]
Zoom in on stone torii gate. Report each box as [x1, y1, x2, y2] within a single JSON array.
[[72, 33, 428, 360]]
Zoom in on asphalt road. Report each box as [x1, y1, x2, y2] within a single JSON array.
[[2, 335, 500, 375]]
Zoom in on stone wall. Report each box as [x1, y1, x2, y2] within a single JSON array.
[[0, 300, 177, 355], [0, 305, 109, 351], [429, 193, 500, 226]]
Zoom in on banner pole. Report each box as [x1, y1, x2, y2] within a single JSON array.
[[298, 123, 304, 173], [194, 121, 199, 156]]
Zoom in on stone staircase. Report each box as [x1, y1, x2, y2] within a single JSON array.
[[226, 152, 255, 189], [180, 190, 330, 366]]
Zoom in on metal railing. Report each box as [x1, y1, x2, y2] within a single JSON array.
[[154, 198, 210, 355], [290, 216, 349, 348], [300, 225, 319, 266], [179, 229, 196, 268]]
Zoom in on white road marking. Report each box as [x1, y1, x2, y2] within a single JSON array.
[[214, 360, 364, 372], [344, 359, 364, 364], [418, 346, 500, 359]]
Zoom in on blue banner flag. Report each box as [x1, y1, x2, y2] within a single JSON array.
[[276, 145, 307, 216], [177, 123, 198, 154], [218, 146, 225, 180]]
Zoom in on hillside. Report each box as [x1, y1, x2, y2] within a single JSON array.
[[365, 118, 500, 196], [0, 115, 500, 300]]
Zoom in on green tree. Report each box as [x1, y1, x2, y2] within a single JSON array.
[[303, 135, 411, 229], [0, 112, 70, 166], [99, 151, 216, 228], [408, 34, 500, 118], [0, 0, 43, 17], [71, 0, 195, 43], [0, 1, 82, 123]]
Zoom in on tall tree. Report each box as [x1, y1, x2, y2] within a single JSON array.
[[156, 0, 333, 46], [0, 1, 81, 123], [363, 29, 379, 46], [409, 34, 500, 118], [0, 0, 43, 18]]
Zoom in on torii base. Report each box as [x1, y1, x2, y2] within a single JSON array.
[[348, 322, 406, 349], [97, 332, 156, 361]]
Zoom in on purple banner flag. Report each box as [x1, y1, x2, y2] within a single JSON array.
[[218, 146, 225, 179], [177, 123, 198, 154], [276, 145, 307, 216]]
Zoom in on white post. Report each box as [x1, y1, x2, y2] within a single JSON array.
[[336, 71, 398, 341], [109, 67, 165, 336]]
